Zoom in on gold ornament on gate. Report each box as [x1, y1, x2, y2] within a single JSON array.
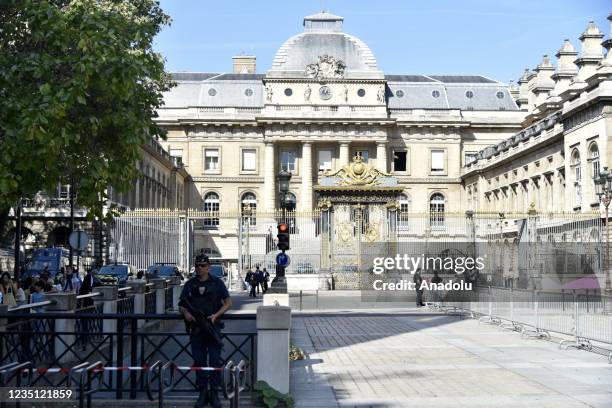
[[323, 155, 391, 186]]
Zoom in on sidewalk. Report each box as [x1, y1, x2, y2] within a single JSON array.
[[290, 313, 612, 407]]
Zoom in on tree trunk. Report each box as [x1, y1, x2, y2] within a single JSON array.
[[0, 206, 9, 242]]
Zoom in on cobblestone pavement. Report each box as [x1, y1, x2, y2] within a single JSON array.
[[290, 313, 612, 408]]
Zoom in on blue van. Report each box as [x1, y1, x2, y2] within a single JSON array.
[[23, 248, 70, 280]]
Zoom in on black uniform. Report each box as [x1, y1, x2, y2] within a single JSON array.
[[178, 275, 229, 395]]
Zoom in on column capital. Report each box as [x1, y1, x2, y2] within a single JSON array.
[[339, 141, 351, 146], [376, 140, 388, 146]]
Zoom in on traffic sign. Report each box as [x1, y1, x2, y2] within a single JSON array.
[[276, 252, 291, 267], [69, 231, 89, 250]]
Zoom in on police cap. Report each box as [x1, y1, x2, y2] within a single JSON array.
[[194, 254, 210, 265]]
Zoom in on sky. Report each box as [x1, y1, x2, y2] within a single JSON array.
[[154, 0, 610, 83]]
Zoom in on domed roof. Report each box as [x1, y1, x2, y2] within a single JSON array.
[[268, 12, 384, 79]]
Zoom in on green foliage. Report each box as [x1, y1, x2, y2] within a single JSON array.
[[253, 380, 294, 408], [289, 343, 305, 361], [0, 0, 174, 220]]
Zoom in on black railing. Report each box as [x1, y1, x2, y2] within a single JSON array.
[[0, 313, 257, 400]]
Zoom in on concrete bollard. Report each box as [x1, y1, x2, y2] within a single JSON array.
[[150, 279, 166, 314], [94, 286, 118, 334], [44, 293, 77, 364], [167, 276, 182, 311], [256, 305, 291, 394], [130, 281, 147, 328]]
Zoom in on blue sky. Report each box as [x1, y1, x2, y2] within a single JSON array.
[[154, 0, 610, 83]]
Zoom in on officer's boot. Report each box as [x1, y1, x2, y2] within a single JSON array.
[[209, 386, 222, 408], [195, 384, 209, 408]]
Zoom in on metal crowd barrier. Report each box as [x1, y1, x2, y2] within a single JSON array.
[[144, 360, 175, 408], [0, 362, 32, 408], [222, 360, 248, 408], [438, 287, 612, 363]]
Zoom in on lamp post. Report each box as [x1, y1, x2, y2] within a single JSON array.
[[277, 170, 292, 223], [594, 166, 612, 292]]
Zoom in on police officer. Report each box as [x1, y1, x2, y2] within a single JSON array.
[[179, 254, 232, 408]]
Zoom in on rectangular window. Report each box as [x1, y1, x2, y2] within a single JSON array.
[[393, 151, 407, 172], [204, 148, 219, 172], [169, 148, 183, 162], [431, 150, 445, 172], [355, 150, 369, 163], [318, 149, 332, 172], [242, 149, 257, 172], [280, 150, 296, 173], [58, 184, 70, 199]]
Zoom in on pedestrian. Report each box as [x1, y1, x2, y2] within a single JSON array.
[[179, 254, 231, 408], [245, 269, 257, 297], [30, 281, 46, 312], [255, 265, 263, 294], [64, 266, 82, 293], [39, 272, 54, 292], [0, 272, 18, 307], [78, 269, 95, 309], [413, 270, 425, 307], [262, 268, 270, 293]]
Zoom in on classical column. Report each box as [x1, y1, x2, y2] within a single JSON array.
[[376, 142, 387, 172], [263, 142, 276, 212], [339, 142, 350, 167], [301, 142, 313, 211]]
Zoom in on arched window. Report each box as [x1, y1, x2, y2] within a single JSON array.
[[398, 193, 410, 228], [429, 193, 445, 227], [571, 149, 581, 206], [241, 192, 257, 226], [589, 143, 600, 201], [203, 192, 219, 227]]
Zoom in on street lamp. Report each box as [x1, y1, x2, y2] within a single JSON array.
[[594, 166, 612, 292], [277, 170, 292, 222]]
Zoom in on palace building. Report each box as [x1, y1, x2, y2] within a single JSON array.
[[155, 12, 610, 279]]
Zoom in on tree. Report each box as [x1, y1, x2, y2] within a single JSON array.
[[0, 0, 174, 235]]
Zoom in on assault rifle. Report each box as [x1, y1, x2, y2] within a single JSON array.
[[181, 297, 223, 346]]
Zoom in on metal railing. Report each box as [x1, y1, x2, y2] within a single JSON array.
[[438, 287, 612, 362], [0, 312, 257, 397]]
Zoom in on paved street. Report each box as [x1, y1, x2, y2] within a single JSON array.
[[291, 313, 612, 408]]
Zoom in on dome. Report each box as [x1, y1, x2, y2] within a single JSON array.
[[267, 12, 384, 79]]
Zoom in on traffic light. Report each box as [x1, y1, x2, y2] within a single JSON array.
[[277, 223, 290, 251]]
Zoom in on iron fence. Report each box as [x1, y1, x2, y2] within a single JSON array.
[[0, 313, 257, 399]]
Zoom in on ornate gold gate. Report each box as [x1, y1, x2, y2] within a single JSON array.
[[315, 156, 402, 289]]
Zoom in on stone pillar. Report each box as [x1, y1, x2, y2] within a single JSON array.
[[151, 278, 166, 314], [130, 280, 147, 328], [95, 285, 118, 334], [300, 142, 313, 211], [263, 142, 276, 212], [376, 141, 387, 172], [45, 293, 77, 364], [167, 276, 182, 311], [339, 142, 350, 167], [256, 306, 291, 394]]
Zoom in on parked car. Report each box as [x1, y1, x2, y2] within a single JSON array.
[[22, 248, 70, 281], [94, 263, 137, 286], [209, 264, 227, 280], [146, 263, 183, 280]]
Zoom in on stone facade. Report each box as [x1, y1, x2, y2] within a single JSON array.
[[157, 12, 524, 218], [463, 16, 612, 215]]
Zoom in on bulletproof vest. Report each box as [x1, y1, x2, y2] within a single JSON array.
[[188, 278, 222, 317]]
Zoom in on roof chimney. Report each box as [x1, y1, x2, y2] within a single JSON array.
[[232, 55, 256, 74]]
